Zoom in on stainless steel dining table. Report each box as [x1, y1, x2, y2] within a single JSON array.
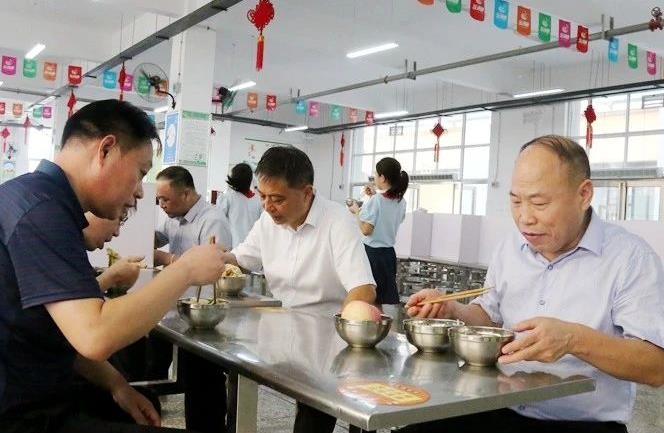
[[155, 307, 595, 433]]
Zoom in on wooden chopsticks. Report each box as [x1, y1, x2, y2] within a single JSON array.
[[416, 287, 491, 306]]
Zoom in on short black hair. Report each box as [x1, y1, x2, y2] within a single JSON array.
[[255, 146, 314, 188], [226, 163, 254, 194], [520, 135, 590, 183], [156, 166, 196, 191], [61, 99, 161, 154]]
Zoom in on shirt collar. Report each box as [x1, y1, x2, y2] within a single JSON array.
[[292, 194, 321, 232], [181, 196, 205, 224], [35, 159, 88, 230], [520, 208, 604, 259]]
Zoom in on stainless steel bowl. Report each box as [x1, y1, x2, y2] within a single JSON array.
[[216, 275, 247, 296], [450, 326, 515, 367], [403, 318, 465, 353], [177, 297, 229, 329], [334, 313, 392, 349]]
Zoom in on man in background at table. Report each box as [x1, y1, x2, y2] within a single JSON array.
[[222, 146, 377, 433], [154, 165, 232, 265], [405, 135, 664, 433]]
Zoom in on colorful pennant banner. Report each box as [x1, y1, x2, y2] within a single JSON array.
[[538, 13, 551, 42], [23, 59, 37, 78], [2, 56, 16, 75], [470, 0, 485, 21], [517, 6, 531, 36], [493, 0, 509, 29]]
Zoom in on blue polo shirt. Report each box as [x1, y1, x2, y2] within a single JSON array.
[[0, 160, 102, 412]]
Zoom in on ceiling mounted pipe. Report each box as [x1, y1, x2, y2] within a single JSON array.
[[224, 20, 652, 118]]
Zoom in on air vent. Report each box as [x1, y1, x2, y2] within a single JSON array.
[[641, 94, 664, 109], [591, 166, 663, 180]]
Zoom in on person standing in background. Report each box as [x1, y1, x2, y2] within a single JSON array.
[[217, 162, 262, 248], [350, 157, 409, 307]]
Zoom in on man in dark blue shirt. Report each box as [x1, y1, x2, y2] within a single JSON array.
[[0, 99, 225, 433]]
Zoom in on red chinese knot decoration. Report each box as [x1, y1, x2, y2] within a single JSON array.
[[1, 128, 9, 153], [431, 120, 446, 162], [247, 0, 275, 72], [118, 62, 127, 101], [584, 103, 596, 151], [340, 132, 346, 167], [67, 90, 77, 118], [649, 7, 663, 31]]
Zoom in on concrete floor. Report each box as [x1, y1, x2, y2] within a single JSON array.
[[160, 384, 664, 432]]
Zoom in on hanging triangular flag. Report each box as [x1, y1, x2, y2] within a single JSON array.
[[538, 13, 552, 42], [517, 6, 531, 36], [308, 101, 320, 117], [365, 111, 374, 125], [608, 38, 619, 62], [470, 0, 485, 21], [330, 105, 342, 121], [349, 108, 359, 123], [295, 100, 306, 115], [558, 20, 571, 48], [23, 59, 37, 78], [446, 0, 462, 13], [577, 26, 589, 53], [628, 44, 638, 69], [647, 51, 657, 75], [493, 0, 508, 29], [247, 92, 258, 110], [68, 65, 83, 86], [103, 70, 117, 89], [266, 94, 277, 111]]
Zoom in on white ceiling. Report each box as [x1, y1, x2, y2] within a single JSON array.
[[0, 0, 662, 113]]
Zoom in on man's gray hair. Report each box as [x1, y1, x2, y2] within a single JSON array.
[[520, 135, 591, 182]]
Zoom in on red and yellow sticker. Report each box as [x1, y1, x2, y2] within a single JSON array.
[[338, 380, 430, 406]]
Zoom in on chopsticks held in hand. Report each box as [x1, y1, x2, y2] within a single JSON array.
[[195, 236, 217, 304], [416, 287, 492, 307]]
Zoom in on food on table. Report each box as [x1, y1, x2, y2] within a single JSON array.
[[340, 300, 382, 322], [221, 263, 243, 278], [106, 247, 120, 266]]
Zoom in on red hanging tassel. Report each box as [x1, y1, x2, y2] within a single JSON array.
[[584, 103, 596, 151], [340, 132, 346, 167], [118, 62, 127, 101], [67, 90, 77, 118], [23, 116, 31, 145], [256, 33, 265, 71], [1, 128, 10, 153]]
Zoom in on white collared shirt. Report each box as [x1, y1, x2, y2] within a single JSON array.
[[217, 189, 263, 249], [156, 196, 232, 255], [232, 195, 376, 315], [473, 211, 664, 423]]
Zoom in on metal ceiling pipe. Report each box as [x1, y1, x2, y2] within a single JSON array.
[[218, 78, 664, 134], [28, 0, 243, 108], [225, 21, 652, 117]]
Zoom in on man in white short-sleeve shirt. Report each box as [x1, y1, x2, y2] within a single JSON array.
[[404, 135, 664, 433], [224, 146, 376, 433]]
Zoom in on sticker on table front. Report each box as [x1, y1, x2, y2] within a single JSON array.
[[338, 381, 430, 406]]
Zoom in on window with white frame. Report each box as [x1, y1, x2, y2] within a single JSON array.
[[568, 90, 664, 221], [350, 111, 492, 215], [28, 128, 54, 172]]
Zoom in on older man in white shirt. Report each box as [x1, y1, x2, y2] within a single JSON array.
[[223, 146, 376, 433], [405, 135, 664, 433]]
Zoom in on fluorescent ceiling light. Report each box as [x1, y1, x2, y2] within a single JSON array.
[[228, 81, 256, 92], [0, 81, 3, 87], [25, 43, 46, 60], [284, 125, 308, 132], [374, 110, 408, 119], [346, 42, 398, 59], [154, 105, 170, 113], [512, 88, 565, 99]]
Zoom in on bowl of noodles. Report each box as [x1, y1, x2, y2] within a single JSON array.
[[216, 264, 247, 296]]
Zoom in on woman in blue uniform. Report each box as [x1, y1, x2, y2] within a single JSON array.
[[217, 163, 262, 248], [350, 157, 408, 306]]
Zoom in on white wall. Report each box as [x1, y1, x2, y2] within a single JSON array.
[[486, 103, 568, 217]]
